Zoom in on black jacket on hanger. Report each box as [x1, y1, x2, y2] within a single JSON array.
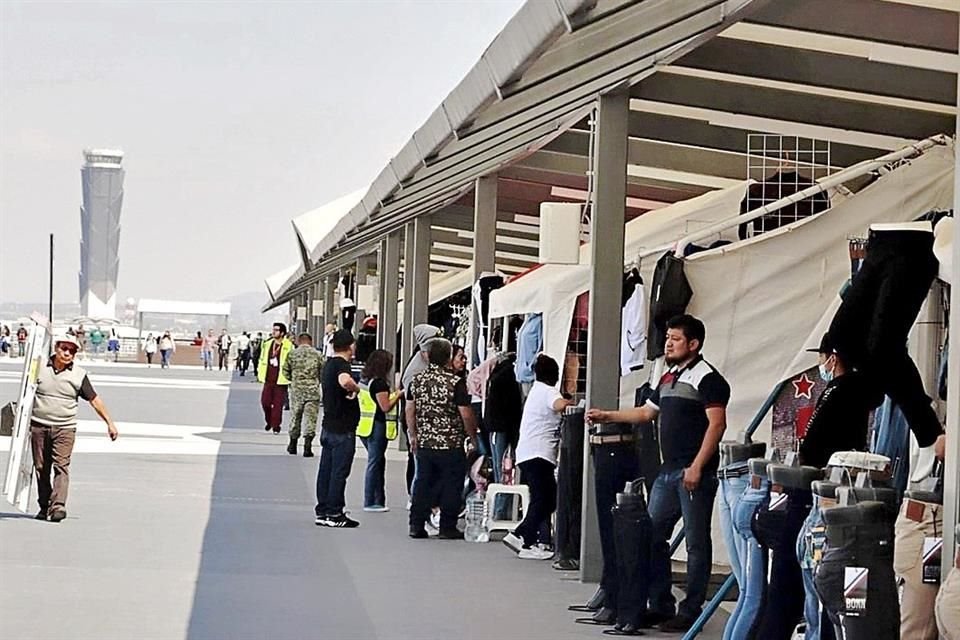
[[646, 252, 692, 360], [484, 356, 523, 449]]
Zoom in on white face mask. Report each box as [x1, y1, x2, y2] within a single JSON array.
[[818, 360, 834, 383]]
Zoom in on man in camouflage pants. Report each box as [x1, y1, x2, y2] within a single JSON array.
[[283, 333, 323, 457]]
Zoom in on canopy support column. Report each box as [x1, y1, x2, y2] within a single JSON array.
[[470, 174, 498, 365], [410, 217, 431, 328], [401, 224, 417, 362], [380, 232, 401, 360]]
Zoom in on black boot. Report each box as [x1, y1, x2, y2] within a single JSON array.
[[287, 437, 297, 455], [303, 438, 314, 458]]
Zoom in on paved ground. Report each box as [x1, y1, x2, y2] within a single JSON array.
[[0, 359, 725, 639]]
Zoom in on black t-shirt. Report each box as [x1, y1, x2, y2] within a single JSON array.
[[322, 357, 360, 434], [369, 377, 390, 424], [647, 356, 730, 472], [798, 372, 882, 469]]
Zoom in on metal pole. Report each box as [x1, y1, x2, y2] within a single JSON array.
[[470, 175, 498, 366], [410, 217, 431, 328], [381, 232, 401, 360], [401, 224, 417, 362], [48, 234, 54, 323], [580, 88, 629, 583]]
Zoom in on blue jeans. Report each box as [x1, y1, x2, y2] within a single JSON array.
[[315, 429, 356, 517], [360, 420, 387, 508], [160, 349, 172, 368], [201, 350, 213, 369], [731, 480, 769, 639], [489, 431, 511, 518], [796, 500, 835, 640], [648, 467, 719, 619], [719, 472, 749, 640]]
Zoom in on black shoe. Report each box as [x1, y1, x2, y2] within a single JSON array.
[[409, 527, 428, 539], [576, 606, 617, 626], [272, 427, 281, 434], [438, 529, 464, 540], [48, 508, 67, 523], [264, 424, 272, 432], [34, 509, 48, 521], [553, 557, 580, 571], [324, 513, 359, 528], [287, 438, 297, 455], [303, 442, 314, 457], [657, 615, 695, 633], [637, 612, 672, 629]]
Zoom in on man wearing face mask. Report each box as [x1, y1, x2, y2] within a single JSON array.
[[798, 333, 884, 468]]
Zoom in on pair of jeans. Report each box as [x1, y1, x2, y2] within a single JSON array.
[[594, 443, 640, 612], [752, 487, 812, 640], [515, 457, 556, 547], [797, 499, 835, 640], [718, 472, 749, 640], [555, 410, 585, 564], [160, 349, 172, 368], [613, 497, 653, 627], [218, 349, 229, 370], [872, 397, 910, 495], [314, 429, 356, 517], [828, 228, 941, 447], [489, 431, 512, 519], [201, 349, 213, 369], [814, 501, 899, 640], [731, 480, 769, 639], [360, 419, 387, 508], [409, 448, 465, 533], [647, 466, 719, 619]]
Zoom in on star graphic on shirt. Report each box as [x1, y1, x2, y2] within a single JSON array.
[[792, 372, 815, 400]]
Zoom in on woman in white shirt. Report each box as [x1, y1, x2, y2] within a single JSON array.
[[503, 353, 572, 560], [143, 333, 158, 367]]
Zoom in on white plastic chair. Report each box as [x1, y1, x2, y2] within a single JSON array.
[[484, 483, 530, 532]]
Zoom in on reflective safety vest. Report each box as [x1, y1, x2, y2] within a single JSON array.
[[357, 382, 399, 440]]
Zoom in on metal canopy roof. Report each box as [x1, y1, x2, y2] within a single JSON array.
[[267, 0, 958, 309]]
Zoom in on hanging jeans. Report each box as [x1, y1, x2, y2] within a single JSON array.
[[871, 398, 910, 494], [893, 497, 942, 640], [752, 487, 812, 640], [828, 228, 941, 447], [718, 468, 750, 640], [594, 442, 640, 612], [797, 498, 836, 640], [612, 497, 653, 628], [556, 410, 585, 564], [647, 467, 719, 620], [814, 501, 899, 640], [731, 478, 769, 640]]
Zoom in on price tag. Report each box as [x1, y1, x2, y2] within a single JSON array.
[[843, 567, 868, 617], [923, 537, 943, 584]]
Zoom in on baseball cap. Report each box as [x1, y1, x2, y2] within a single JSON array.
[[805, 332, 837, 355], [55, 335, 81, 350]]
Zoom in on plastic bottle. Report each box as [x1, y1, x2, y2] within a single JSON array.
[[464, 491, 489, 542]]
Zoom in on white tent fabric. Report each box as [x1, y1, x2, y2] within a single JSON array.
[[137, 299, 232, 317], [293, 189, 366, 264], [685, 142, 955, 443], [488, 182, 751, 372], [265, 263, 301, 301]]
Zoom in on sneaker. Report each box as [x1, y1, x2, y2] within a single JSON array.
[[429, 511, 441, 530], [405, 499, 412, 511], [518, 544, 554, 560], [34, 509, 48, 521], [48, 508, 67, 523], [363, 505, 390, 513], [425, 519, 439, 536], [315, 515, 330, 526], [658, 615, 695, 633], [324, 513, 360, 529], [502, 532, 523, 554], [438, 529, 464, 540], [409, 527, 428, 539]]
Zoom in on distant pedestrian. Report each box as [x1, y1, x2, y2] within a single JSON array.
[[257, 322, 293, 434], [315, 329, 361, 529], [192, 331, 203, 346], [31, 335, 119, 522], [358, 349, 400, 513], [17, 324, 28, 358], [201, 329, 216, 370], [217, 329, 232, 371], [250, 332, 263, 379], [283, 332, 322, 457], [323, 323, 336, 358], [143, 333, 157, 367], [236, 331, 252, 376], [89, 326, 104, 356], [406, 338, 478, 540], [75, 324, 86, 353], [159, 331, 175, 368], [107, 329, 121, 362]]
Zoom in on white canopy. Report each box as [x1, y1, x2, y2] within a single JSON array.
[[264, 263, 303, 302], [136, 299, 232, 317], [292, 189, 366, 264], [488, 182, 751, 370]]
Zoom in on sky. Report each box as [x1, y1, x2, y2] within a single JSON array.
[[0, 0, 524, 305]]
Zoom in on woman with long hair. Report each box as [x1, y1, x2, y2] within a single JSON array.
[[359, 349, 401, 512]]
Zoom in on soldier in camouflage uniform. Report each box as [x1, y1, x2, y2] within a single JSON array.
[[282, 333, 323, 457]]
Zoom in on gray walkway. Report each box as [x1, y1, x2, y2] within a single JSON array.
[[0, 361, 724, 639]]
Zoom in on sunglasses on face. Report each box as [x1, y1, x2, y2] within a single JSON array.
[[58, 344, 77, 355]]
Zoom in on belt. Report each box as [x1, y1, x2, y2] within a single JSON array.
[[589, 423, 634, 437], [589, 434, 636, 446], [718, 467, 749, 480]]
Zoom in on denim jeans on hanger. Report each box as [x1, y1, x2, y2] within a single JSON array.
[[731, 478, 770, 640], [718, 468, 750, 640], [872, 397, 910, 495], [797, 498, 836, 640]]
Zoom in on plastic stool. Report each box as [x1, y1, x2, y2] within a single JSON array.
[[485, 483, 530, 532]]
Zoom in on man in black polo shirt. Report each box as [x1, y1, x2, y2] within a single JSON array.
[[315, 329, 361, 529], [587, 314, 730, 632]]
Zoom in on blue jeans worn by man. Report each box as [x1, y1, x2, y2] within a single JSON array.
[[315, 429, 356, 518], [647, 466, 719, 620], [360, 419, 387, 508]]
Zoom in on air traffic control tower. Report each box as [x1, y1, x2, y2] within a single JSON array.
[[79, 149, 124, 319]]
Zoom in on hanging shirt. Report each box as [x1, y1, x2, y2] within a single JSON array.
[[621, 274, 646, 375], [515, 313, 543, 383]]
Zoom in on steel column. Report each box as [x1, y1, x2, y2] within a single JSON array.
[[580, 89, 630, 583], [410, 216, 431, 328], [380, 232, 401, 361], [324, 275, 336, 331], [401, 224, 417, 363], [469, 174, 498, 365]]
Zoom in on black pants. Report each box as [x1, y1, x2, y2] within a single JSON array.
[[751, 487, 812, 640], [515, 458, 556, 547], [239, 348, 250, 374], [594, 442, 640, 611], [815, 502, 899, 640], [410, 448, 465, 533], [556, 411, 585, 563], [612, 498, 653, 627], [828, 228, 941, 446], [218, 349, 229, 370]]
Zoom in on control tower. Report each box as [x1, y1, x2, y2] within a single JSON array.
[[79, 149, 124, 319]]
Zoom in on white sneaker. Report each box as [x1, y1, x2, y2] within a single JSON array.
[[518, 544, 554, 560], [502, 532, 523, 554], [405, 499, 412, 511], [363, 505, 390, 513], [429, 512, 441, 530]]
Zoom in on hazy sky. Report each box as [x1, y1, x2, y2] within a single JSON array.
[[0, 0, 523, 305]]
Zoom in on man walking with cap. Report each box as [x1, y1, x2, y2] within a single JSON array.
[[315, 329, 361, 528], [31, 334, 119, 522]]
